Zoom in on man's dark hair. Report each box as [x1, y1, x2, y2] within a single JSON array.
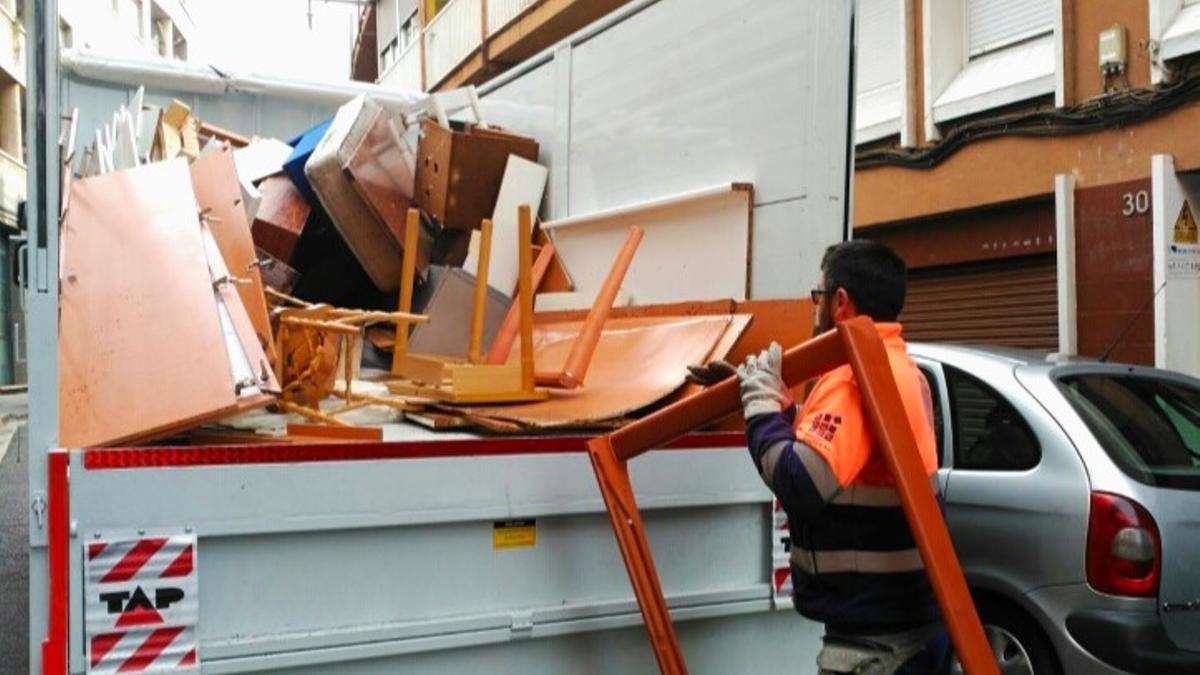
[[820, 240, 907, 321]]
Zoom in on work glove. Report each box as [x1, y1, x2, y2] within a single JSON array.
[[686, 359, 737, 386], [737, 342, 792, 419], [687, 342, 792, 419]]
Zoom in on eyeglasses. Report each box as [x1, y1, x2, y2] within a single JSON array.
[[810, 287, 832, 303]]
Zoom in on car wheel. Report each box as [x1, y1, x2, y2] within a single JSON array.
[[949, 599, 1062, 675]]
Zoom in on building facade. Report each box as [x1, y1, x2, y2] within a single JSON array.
[[352, 0, 1200, 377], [58, 0, 194, 62]]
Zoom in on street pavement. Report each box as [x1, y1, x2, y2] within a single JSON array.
[[0, 393, 30, 674]]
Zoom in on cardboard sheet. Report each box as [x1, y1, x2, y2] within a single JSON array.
[[543, 183, 752, 304], [59, 160, 247, 447], [459, 315, 740, 428]]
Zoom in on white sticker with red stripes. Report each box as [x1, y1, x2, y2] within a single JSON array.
[[83, 533, 199, 673], [771, 499, 793, 610]]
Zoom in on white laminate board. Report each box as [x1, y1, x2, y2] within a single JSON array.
[[544, 184, 752, 304], [566, 0, 851, 223], [464, 156, 549, 296], [750, 198, 825, 300], [234, 138, 294, 184]]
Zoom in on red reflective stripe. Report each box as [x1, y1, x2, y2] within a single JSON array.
[[42, 451, 69, 675], [160, 545, 193, 578], [101, 538, 168, 583], [117, 626, 184, 672], [80, 432, 748, 470], [88, 541, 107, 560], [178, 648, 197, 668], [90, 633, 123, 669]]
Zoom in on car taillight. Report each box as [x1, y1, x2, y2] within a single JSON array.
[[1087, 492, 1160, 597]]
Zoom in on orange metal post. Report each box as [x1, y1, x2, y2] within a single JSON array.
[[391, 208, 421, 375], [536, 226, 644, 389], [468, 218, 495, 364], [839, 320, 997, 675], [517, 205, 536, 392], [590, 317, 999, 675], [484, 241, 556, 366]]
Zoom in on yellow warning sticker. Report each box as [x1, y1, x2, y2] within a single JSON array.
[[1175, 200, 1198, 245], [493, 519, 536, 549]]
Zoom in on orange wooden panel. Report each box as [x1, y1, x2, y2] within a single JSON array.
[[463, 315, 738, 428], [59, 160, 240, 447], [190, 145, 279, 373]]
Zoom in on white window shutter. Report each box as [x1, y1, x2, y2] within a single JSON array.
[[967, 0, 1055, 57], [857, 0, 901, 95]]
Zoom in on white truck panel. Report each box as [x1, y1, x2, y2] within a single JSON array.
[[33, 0, 854, 671]]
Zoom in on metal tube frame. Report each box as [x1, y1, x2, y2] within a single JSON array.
[[587, 316, 999, 675]]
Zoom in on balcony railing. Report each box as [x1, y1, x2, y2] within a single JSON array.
[[378, 0, 542, 92]]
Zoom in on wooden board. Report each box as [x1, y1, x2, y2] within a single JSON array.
[[190, 145, 279, 372], [459, 315, 738, 428], [543, 183, 752, 304], [234, 138, 293, 184], [464, 156, 549, 296], [251, 174, 311, 264], [387, 381, 550, 404], [59, 160, 242, 447]]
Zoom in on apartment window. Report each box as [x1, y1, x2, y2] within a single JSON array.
[[924, 0, 1059, 137], [967, 0, 1054, 57], [380, 1, 419, 76], [116, 0, 144, 40], [856, 0, 905, 144], [1151, 0, 1200, 81]]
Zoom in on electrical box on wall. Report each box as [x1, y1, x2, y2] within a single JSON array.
[[1099, 24, 1127, 74]]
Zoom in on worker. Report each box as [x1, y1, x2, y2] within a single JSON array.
[[689, 240, 949, 675]]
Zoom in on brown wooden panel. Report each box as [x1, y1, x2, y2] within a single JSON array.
[[251, 174, 311, 264], [863, 198, 1056, 270], [59, 160, 240, 447], [190, 146, 279, 374], [1074, 178, 1154, 365], [902, 255, 1059, 353]]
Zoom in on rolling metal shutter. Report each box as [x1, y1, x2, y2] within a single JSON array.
[[900, 254, 1058, 352], [967, 0, 1055, 57]]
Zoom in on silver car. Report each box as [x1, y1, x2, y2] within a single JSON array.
[[908, 343, 1200, 675]]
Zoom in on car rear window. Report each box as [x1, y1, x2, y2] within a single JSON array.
[[1057, 374, 1200, 490]]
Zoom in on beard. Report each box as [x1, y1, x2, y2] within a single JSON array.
[[816, 305, 833, 335]]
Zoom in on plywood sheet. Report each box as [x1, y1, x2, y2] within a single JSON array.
[[460, 315, 738, 428], [543, 183, 752, 304], [190, 146, 279, 371], [59, 160, 240, 447]]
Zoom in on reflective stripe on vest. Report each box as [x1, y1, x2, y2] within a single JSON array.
[[790, 546, 925, 575], [829, 476, 940, 507]]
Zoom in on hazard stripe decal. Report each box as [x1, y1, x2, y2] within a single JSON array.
[[100, 538, 168, 583], [88, 541, 108, 560], [160, 545, 193, 579], [90, 632, 123, 669], [178, 648, 197, 668], [116, 626, 184, 673]]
